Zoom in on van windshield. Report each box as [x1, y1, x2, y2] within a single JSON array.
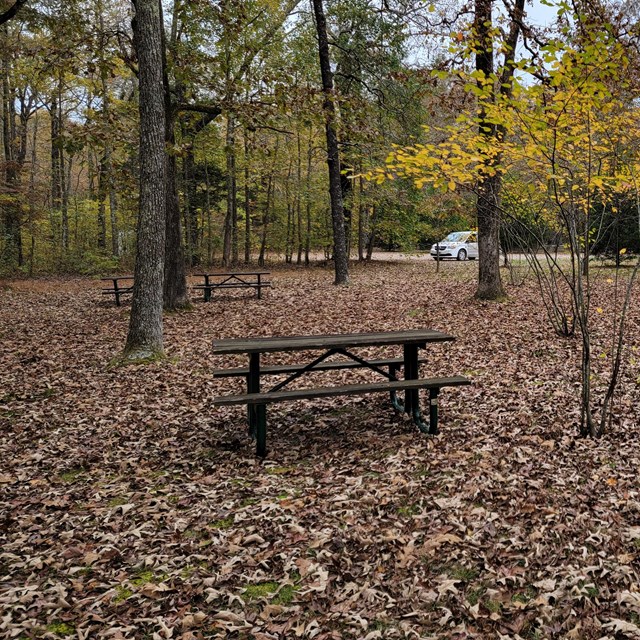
[[444, 232, 469, 242]]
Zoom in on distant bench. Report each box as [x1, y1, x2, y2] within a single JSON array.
[[101, 276, 134, 306], [213, 330, 471, 457], [193, 271, 271, 302]]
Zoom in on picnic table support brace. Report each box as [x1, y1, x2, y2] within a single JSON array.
[[257, 273, 262, 299], [204, 275, 211, 302]]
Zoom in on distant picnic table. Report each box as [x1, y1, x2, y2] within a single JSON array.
[[213, 329, 470, 457], [193, 271, 271, 301], [101, 276, 134, 306]]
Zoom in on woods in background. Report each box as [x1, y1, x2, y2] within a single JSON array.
[[0, 0, 638, 281]]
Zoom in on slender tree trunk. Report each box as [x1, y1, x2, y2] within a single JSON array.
[[305, 132, 312, 266], [222, 113, 236, 266], [109, 168, 119, 256], [311, 0, 349, 284], [183, 136, 199, 265], [259, 172, 273, 267], [357, 176, 364, 261], [1, 29, 22, 268], [244, 132, 251, 264], [161, 0, 188, 310], [124, 0, 166, 360], [366, 205, 377, 261], [296, 131, 303, 264], [203, 149, 212, 264], [97, 154, 107, 249], [27, 108, 39, 274]]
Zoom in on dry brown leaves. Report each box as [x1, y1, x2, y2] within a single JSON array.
[[1, 261, 639, 639]]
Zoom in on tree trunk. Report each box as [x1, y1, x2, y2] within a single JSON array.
[[311, 0, 349, 285], [305, 132, 312, 266], [222, 113, 236, 267], [161, 0, 189, 310], [97, 154, 107, 249], [473, 0, 525, 300], [124, 0, 166, 360], [1, 29, 22, 268], [109, 167, 119, 257], [357, 176, 365, 261], [258, 172, 272, 268], [296, 131, 303, 264], [244, 132, 251, 264], [366, 205, 377, 261]]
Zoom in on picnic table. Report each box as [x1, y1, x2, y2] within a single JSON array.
[[213, 329, 470, 457], [193, 271, 271, 301], [101, 276, 134, 306]]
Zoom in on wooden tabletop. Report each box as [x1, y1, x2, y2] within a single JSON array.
[[194, 271, 270, 277], [212, 329, 454, 355], [101, 276, 133, 281]]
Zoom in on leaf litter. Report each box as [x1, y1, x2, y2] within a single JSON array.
[[0, 261, 639, 639]]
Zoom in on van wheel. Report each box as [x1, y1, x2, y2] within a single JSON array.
[[457, 249, 467, 261]]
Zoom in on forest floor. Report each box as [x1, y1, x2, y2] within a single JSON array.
[[1, 259, 640, 640]]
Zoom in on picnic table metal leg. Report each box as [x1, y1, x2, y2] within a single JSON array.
[[114, 280, 121, 306], [256, 404, 267, 457], [204, 276, 211, 302], [403, 344, 418, 416], [247, 353, 260, 439], [429, 388, 439, 435], [404, 344, 430, 433], [257, 274, 262, 299]]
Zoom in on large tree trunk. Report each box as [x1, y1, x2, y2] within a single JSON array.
[[474, 0, 504, 300], [123, 0, 166, 360], [473, 0, 524, 300], [311, 0, 349, 285]]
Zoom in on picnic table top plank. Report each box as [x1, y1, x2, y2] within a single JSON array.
[[194, 271, 270, 277], [212, 329, 454, 355], [101, 276, 134, 281]]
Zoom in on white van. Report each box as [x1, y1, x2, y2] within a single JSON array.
[[430, 231, 478, 261]]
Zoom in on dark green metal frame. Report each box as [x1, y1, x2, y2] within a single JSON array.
[[244, 345, 433, 457], [199, 273, 266, 301]]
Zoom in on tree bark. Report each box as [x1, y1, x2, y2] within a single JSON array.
[[473, 0, 525, 299], [222, 113, 236, 266], [311, 0, 349, 285], [124, 0, 166, 359], [474, 0, 504, 299], [161, 0, 189, 310], [244, 133, 252, 264], [1, 27, 22, 267]]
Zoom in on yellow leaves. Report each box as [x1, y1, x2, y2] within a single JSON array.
[[619, 248, 627, 255], [596, 308, 603, 314]]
